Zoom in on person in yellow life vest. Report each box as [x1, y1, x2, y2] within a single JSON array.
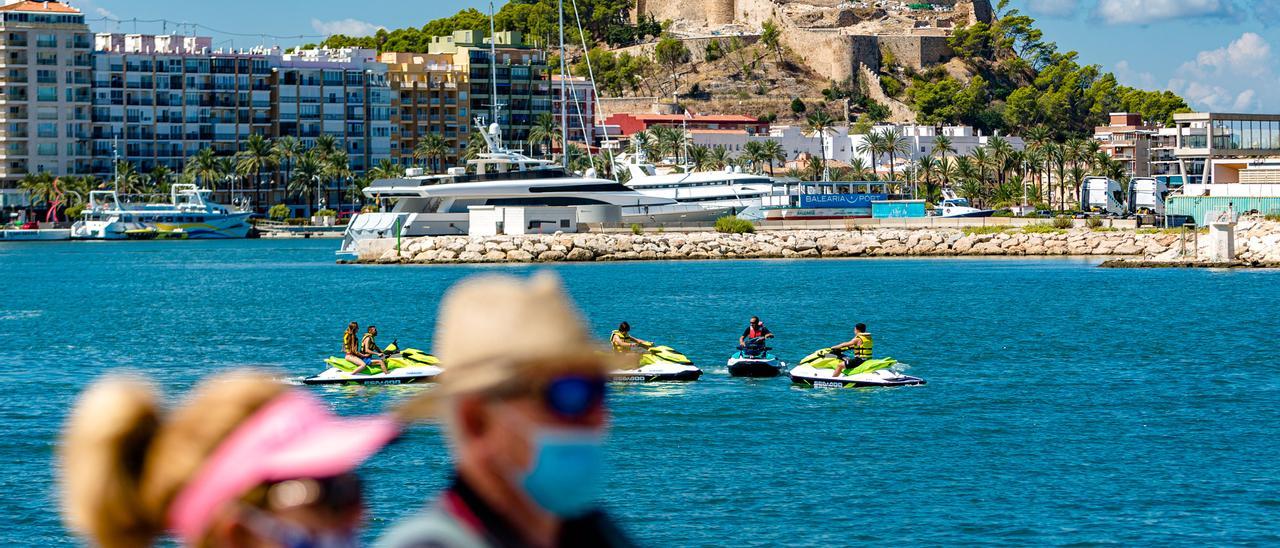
[[830, 323, 873, 377], [610, 321, 652, 353], [342, 321, 384, 375]]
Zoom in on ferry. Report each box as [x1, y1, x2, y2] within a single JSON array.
[[618, 153, 769, 221], [757, 181, 907, 220], [70, 184, 252, 240]]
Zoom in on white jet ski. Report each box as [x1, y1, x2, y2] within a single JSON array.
[[726, 337, 785, 378], [304, 342, 443, 386], [609, 344, 702, 382], [788, 348, 924, 388]]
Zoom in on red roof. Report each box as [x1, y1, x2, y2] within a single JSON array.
[[0, 1, 81, 13], [623, 114, 760, 123]]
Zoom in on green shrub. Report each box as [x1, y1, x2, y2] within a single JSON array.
[[1086, 216, 1103, 228], [285, 218, 309, 226], [991, 210, 1014, 217], [64, 204, 84, 219], [1265, 213, 1280, 222], [268, 203, 290, 221], [962, 226, 1007, 235], [361, 205, 378, 213], [1023, 224, 1065, 234], [630, 223, 643, 235], [314, 208, 337, 217], [1052, 216, 1074, 229], [880, 75, 904, 98], [790, 97, 806, 114], [1033, 202, 1051, 211], [715, 215, 755, 234]]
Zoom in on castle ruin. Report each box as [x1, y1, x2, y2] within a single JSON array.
[[634, 0, 994, 82]]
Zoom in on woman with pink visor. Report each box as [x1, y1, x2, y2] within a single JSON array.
[[59, 370, 400, 547]]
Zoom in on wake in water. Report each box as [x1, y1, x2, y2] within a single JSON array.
[[0, 310, 41, 321]]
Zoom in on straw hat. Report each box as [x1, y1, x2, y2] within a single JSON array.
[[400, 271, 614, 419]]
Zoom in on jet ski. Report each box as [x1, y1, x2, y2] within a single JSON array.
[[303, 341, 443, 386], [609, 344, 702, 382], [788, 348, 924, 388], [726, 337, 784, 378]]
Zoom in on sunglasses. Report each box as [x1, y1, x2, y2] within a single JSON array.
[[540, 375, 607, 421], [255, 473, 364, 513]]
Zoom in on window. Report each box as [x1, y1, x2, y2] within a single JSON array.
[[36, 86, 56, 101], [35, 33, 56, 48], [35, 52, 57, 66], [36, 122, 55, 137], [36, 143, 57, 156]]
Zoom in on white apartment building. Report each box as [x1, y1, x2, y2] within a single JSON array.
[[0, 0, 92, 186], [90, 33, 274, 178]]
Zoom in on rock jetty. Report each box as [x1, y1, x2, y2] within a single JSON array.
[[1102, 217, 1280, 268], [354, 227, 1185, 265]]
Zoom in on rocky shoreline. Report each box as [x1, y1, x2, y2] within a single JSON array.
[[352, 226, 1189, 264]]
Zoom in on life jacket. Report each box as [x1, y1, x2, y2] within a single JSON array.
[[747, 325, 766, 339], [853, 333, 873, 359], [362, 333, 378, 354], [611, 330, 635, 352], [343, 330, 358, 354]]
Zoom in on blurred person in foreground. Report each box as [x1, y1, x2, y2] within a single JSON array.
[[60, 370, 400, 547], [380, 272, 634, 548]]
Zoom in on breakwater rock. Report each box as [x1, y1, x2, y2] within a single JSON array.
[[1103, 218, 1280, 268], [356, 227, 1184, 264]]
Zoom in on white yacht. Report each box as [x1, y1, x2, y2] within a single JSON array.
[[619, 154, 772, 221], [338, 122, 676, 254], [70, 184, 252, 239]]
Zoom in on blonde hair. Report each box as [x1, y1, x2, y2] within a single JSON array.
[[60, 371, 285, 547]]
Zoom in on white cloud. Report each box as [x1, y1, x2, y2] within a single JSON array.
[[310, 18, 383, 37], [1168, 33, 1275, 113], [1093, 0, 1241, 25], [1027, 0, 1080, 17], [73, 0, 116, 20], [1113, 60, 1156, 89]]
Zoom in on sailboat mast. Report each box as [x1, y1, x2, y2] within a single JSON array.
[[558, 0, 569, 169]]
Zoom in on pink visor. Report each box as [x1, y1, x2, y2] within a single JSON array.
[[167, 390, 399, 543]]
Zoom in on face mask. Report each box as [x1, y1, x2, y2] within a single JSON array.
[[517, 427, 605, 518]]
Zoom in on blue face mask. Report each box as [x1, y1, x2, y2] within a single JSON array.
[[518, 427, 605, 518]]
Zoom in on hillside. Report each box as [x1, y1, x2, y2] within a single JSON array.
[[319, 0, 1189, 138]]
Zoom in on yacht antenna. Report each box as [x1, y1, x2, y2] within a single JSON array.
[[558, 0, 569, 170], [489, 1, 499, 129]]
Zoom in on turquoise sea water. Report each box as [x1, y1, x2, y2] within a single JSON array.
[[2, 239, 1278, 546]]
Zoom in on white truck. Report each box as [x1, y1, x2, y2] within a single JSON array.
[[1080, 176, 1126, 216], [1127, 177, 1171, 216]]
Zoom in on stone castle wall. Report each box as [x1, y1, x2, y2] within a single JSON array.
[[878, 35, 954, 68]]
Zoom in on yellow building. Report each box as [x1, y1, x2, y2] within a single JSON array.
[[381, 51, 466, 169]]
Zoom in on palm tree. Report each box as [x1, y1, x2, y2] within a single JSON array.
[[463, 137, 489, 161], [931, 134, 955, 162], [849, 157, 873, 181], [369, 158, 400, 180], [413, 133, 451, 172], [273, 136, 304, 195], [856, 131, 883, 176], [114, 160, 144, 196], [289, 152, 325, 216], [215, 156, 236, 204], [761, 139, 786, 176], [687, 144, 712, 172], [313, 134, 339, 162], [916, 156, 941, 202], [879, 127, 910, 189], [149, 165, 173, 196], [237, 133, 277, 211], [184, 148, 222, 191], [527, 112, 558, 159], [709, 146, 733, 170], [742, 141, 767, 174], [986, 135, 1013, 188], [805, 110, 836, 180], [323, 150, 352, 212], [18, 172, 54, 216]]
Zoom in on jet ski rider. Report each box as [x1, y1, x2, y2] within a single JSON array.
[[739, 316, 774, 347], [362, 325, 389, 375], [830, 323, 873, 377], [342, 322, 385, 376], [611, 322, 652, 353]]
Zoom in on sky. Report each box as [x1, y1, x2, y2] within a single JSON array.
[[69, 0, 1280, 114]]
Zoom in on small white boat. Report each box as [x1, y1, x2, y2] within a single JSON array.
[[935, 189, 995, 218], [0, 228, 71, 241]]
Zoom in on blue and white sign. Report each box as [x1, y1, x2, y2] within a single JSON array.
[[798, 193, 889, 208]]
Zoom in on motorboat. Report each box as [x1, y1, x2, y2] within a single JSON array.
[[303, 342, 443, 386], [618, 153, 771, 221], [725, 337, 784, 377], [338, 121, 678, 255], [788, 348, 924, 388], [609, 344, 702, 382], [934, 188, 995, 218], [70, 184, 252, 239]]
